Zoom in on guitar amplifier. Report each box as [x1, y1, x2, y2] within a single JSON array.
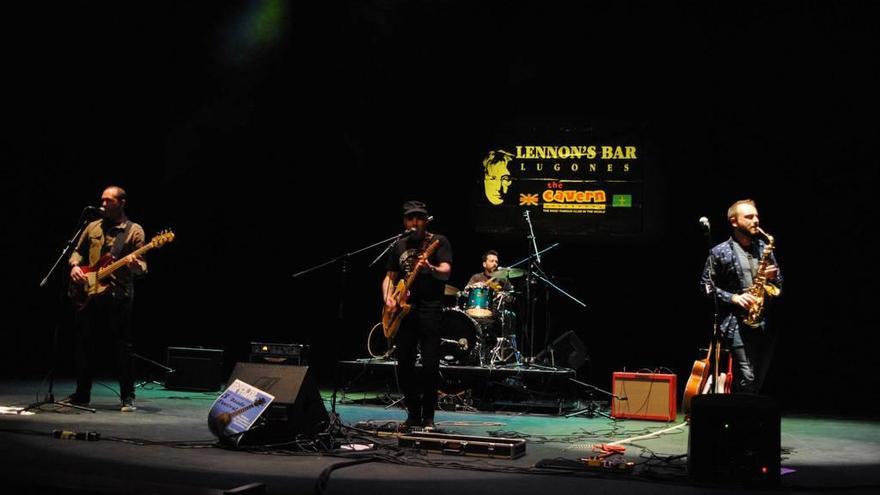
[[398, 431, 526, 459], [165, 347, 223, 392], [611, 372, 677, 421], [249, 342, 307, 365]]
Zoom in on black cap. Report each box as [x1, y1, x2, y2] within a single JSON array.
[[402, 200, 429, 217]]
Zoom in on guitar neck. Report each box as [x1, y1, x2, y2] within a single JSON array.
[[230, 399, 265, 419], [97, 243, 154, 282], [230, 403, 256, 419], [399, 239, 441, 295]]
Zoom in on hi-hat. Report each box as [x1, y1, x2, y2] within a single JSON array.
[[444, 284, 460, 296], [491, 268, 525, 280]]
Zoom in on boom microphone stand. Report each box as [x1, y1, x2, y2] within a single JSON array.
[[292, 227, 416, 415], [700, 217, 721, 396], [133, 353, 175, 389], [24, 207, 103, 413], [565, 378, 619, 419], [519, 211, 587, 364]]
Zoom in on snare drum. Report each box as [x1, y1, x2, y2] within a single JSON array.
[[462, 284, 495, 318]]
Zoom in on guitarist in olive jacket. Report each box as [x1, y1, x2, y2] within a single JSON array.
[[382, 201, 452, 429], [63, 186, 147, 412]]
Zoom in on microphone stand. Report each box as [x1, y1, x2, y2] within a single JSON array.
[[565, 378, 617, 419], [292, 230, 411, 317], [520, 212, 587, 366], [292, 229, 412, 416], [702, 225, 721, 396], [25, 208, 101, 413], [133, 353, 175, 389]]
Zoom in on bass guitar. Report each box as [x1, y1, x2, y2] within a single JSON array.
[[68, 230, 175, 311], [381, 238, 441, 339]]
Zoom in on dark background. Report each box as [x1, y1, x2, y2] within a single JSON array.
[[3, 1, 877, 415]]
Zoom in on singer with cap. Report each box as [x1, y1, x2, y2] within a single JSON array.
[[63, 185, 147, 412], [382, 200, 452, 429]]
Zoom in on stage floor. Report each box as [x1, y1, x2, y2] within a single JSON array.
[[1, 379, 878, 494]]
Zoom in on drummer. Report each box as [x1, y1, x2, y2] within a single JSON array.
[[466, 250, 513, 291]]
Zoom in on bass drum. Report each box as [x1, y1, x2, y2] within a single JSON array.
[[439, 308, 483, 366]]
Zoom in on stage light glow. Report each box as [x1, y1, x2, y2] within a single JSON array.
[[221, 0, 285, 65]]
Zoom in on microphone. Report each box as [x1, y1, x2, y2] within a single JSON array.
[[84, 206, 105, 216], [400, 227, 417, 237], [699, 216, 710, 231]]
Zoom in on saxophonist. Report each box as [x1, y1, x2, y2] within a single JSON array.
[[700, 199, 783, 394]]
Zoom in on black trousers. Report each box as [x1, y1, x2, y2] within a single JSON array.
[[73, 296, 135, 401], [394, 303, 442, 422], [728, 327, 776, 394]]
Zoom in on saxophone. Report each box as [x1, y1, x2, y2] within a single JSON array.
[[742, 227, 781, 328]]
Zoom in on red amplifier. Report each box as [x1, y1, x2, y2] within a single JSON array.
[[611, 372, 677, 421]]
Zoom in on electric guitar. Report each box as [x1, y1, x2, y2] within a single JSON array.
[[209, 397, 267, 437], [68, 230, 175, 311], [381, 238, 441, 339]]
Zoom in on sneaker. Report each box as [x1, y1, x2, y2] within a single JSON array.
[[400, 415, 421, 430], [60, 394, 90, 407], [120, 397, 137, 412], [423, 419, 435, 430]]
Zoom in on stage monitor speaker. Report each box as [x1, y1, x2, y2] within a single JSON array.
[[611, 372, 677, 421], [225, 362, 328, 446], [688, 394, 780, 486], [165, 347, 223, 392], [535, 330, 588, 370]]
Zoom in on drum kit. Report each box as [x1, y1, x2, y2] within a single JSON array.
[[439, 267, 525, 367]]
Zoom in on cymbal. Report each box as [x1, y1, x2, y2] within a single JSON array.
[[444, 284, 460, 296], [491, 268, 525, 280]]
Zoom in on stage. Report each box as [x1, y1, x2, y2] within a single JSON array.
[[338, 358, 578, 414], [4, 2, 880, 494], [1, 379, 878, 495]]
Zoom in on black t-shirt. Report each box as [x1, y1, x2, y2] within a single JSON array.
[[385, 233, 452, 305]]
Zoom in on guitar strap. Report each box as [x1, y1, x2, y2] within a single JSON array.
[[110, 222, 133, 260], [420, 232, 433, 253]]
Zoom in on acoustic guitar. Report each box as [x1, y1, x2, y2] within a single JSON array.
[[683, 338, 732, 416], [381, 238, 441, 339], [68, 230, 174, 311], [682, 344, 711, 416]]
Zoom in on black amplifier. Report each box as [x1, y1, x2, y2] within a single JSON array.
[[249, 342, 307, 365]]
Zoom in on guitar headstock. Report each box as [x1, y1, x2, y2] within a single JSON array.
[[150, 230, 176, 248]]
